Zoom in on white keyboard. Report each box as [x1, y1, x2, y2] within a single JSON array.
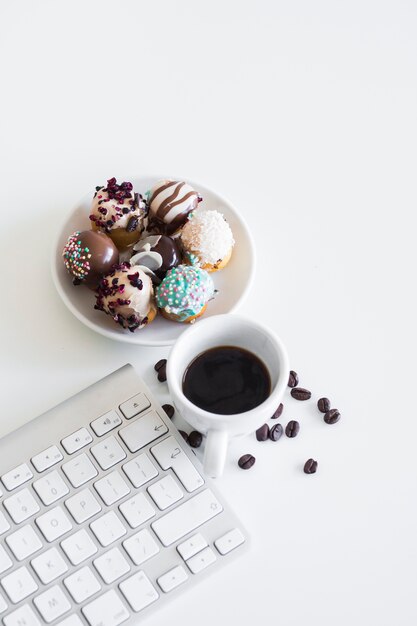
[[0, 365, 247, 626]]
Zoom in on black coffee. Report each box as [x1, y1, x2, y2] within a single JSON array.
[[182, 346, 271, 415]]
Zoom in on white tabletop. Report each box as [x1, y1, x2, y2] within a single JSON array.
[[1, 2, 416, 625]]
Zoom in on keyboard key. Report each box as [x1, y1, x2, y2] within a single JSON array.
[[152, 489, 223, 546], [157, 565, 188, 593], [33, 585, 71, 623], [4, 488, 40, 524], [57, 616, 84, 626], [0, 545, 13, 574], [31, 547, 68, 584], [90, 511, 126, 547], [2, 464, 33, 491], [177, 533, 207, 561], [123, 529, 159, 566], [31, 446, 63, 473], [94, 471, 130, 506], [119, 393, 150, 419], [65, 488, 102, 524], [119, 493, 155, 529], [91, 437, 126, 471], [3, 605, 41, 626], [61, 428, 93, 455], [91, 410, 122, 437], [0, 511, 10, 534], [147, 475, 183, 510], [0, 593, 7, 613], [82, 589, 129, 626], [64, 566, 101, 603], [1, 566, 38, 603], [119, 571, 159, 612], [214, 528, 245, 555], [93, 547, 130, 584], [122, 454, 158, 488], [33, 471, 69, 506], [36, 506, 73, 542], [62, 453, 98, 488], [6, 525, 42, 561], [118, 411, 167, 453], [61, 529, 97, 565], [186, 546, 217, 573], [151, 436, 204, 492]]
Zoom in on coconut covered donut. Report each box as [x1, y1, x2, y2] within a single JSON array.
[[94, 263, 157, 331], [155, 264, 214, 323], [180, 210, 235, 272]]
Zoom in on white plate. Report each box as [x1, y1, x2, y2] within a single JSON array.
[[51, 175, 255, 346]]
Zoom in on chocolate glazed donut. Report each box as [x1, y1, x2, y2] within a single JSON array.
[[130, 235, 180, 279], [147, 180, 200, 235]]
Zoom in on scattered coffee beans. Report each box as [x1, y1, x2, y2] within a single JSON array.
[[304, 458, 318, 474], [238, 454, 256, 470], [290, 387, 311, 401], [324, 409, 340, 424], [288, 370, 299, 388], [285, 420, 300, 438], [154, 359, 167, 382], [178, 430, 189, 443], [188, 431, 203, 448], [317, 397, 331, 413], [162, 404, 175, 419], [256, 424, 270, 441], [272, 403, 284, 419], [269, 423, 283, 442], [154, 359, 167, 372]]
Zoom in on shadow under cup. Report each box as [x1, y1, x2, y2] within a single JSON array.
[[167, 314, 289, 438]]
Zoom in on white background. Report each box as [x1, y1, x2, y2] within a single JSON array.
[[1, 1, 416, 625]]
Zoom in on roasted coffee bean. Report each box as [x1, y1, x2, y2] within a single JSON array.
[[290, 387, 311, 401], [157, 363, 167, 382], [304, 458, 318, 474], [272, 403, 284, 419], [179, 430, 189, 443], [317, 397, 331, 413], [324, 409, 340, 424], [288, 370, 299, 388], [238, 454, 256, 470], [162, 404, 175, 419], [256, 424, 270, 441], [154, 359, 167, 372], [188, 431, 203, 448], [154, 359, 166, 373], [285, 420, 300, 438], [269, 423, 283, 442]]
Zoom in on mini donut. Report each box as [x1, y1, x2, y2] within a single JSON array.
[[89, 178, 147, 250], [180, 210, 235, 272], [147, 180, 201, 236], [62, 230, 119, 289], [129, 235, 181, 281], [155, 264, 215, 323], [94, 263, 157, 332]]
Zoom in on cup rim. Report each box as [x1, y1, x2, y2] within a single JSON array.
[[166, 313, 290, 422]]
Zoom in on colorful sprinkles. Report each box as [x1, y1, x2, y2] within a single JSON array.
[[62, 232, 91, 281], [156, 264, 215, 322]]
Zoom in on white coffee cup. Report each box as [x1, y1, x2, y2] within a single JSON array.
[[166, 314, 289, 478]]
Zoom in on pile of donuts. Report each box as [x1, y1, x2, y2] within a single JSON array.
[[62, 178, 235, 332]]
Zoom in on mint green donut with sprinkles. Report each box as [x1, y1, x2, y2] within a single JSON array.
[[156, 264, 215, 322]]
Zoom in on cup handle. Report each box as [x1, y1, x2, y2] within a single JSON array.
[[203, 429, 228, 478]]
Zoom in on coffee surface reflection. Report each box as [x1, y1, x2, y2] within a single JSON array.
[[182, 346, 271, 415]]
